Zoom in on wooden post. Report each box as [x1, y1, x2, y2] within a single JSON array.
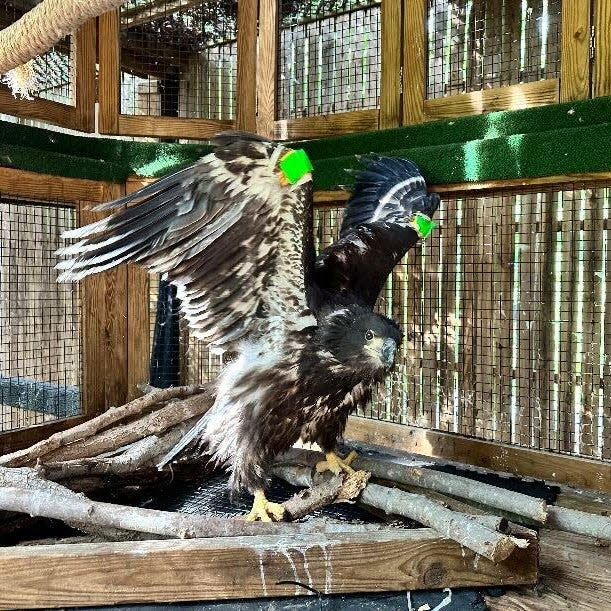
[[380, 0, 402, 129], [402, 0, 426, 124], [74, 18, 97, 132], [593, 0, 611, 97], [559, 0, 591, 101], [98, 10, 121, 134], [256, 0, 278, 139], [236, 0, 258, 132]]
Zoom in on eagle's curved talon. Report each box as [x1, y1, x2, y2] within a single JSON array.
[[316, 450, 358, 475], [245, 490, 285, 522]]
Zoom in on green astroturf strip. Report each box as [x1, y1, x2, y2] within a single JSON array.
[[1, 96, 611, 185]]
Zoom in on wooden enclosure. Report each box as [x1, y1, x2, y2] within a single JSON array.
[[0, 0, 610, 495]]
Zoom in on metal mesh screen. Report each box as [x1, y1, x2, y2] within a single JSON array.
[[278, 0, 381, 119], [150, 183, 611, 461], [0, 1, 73, 105], [120, 0, 237, 120], [0, 198, 81, 432], [426, 0, 562, 99]]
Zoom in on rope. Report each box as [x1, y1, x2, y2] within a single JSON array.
[[0, 0, 126, 96]]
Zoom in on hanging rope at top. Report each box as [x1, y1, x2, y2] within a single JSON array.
[[0, 0, 127, 98]]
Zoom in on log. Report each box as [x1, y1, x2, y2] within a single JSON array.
[[0, 385, 207, 467], [547, 505, 611, 541], [0, 486, 390, 540], [42, 392, 213, 463], [285, 448, 549, 523], [273, 463, 523, 562]]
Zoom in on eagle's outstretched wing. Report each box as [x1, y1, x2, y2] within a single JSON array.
[[311, 156, 440, 310], [57, 134, 314, 348]]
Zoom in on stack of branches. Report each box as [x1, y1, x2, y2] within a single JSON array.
[[0, 386, 609, 560]]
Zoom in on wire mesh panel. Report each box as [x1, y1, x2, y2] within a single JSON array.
[[0, 198, 81, 433], [0, 1, 73, 105], [426, 0, 562, 99], [278, 0, 381, 119], [119, 0, 238, 120]]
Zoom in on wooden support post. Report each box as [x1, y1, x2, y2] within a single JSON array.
[[256, 0, 278, 139], [402, 0, 426, 124], [236, 0, 258, 132], [74, 18, 97, 132], [593, 0, 611, 97], [98, 10, 121, 134], [559, 0, 591, 102], [380, 0, 402, 129]]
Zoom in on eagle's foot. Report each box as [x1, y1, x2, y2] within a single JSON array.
[[244, 490, 285, 522], [315, 450, 358, 475]]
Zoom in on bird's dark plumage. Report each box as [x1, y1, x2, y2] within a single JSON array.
[[56, 134, 440, 504]]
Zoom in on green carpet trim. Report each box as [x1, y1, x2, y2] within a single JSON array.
[[1, 96, 610, 187]]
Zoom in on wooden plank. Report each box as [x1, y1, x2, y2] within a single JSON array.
[[0, 416, 87, 455], [236, 0, 258, 132], [274, 109, 379, 140], [0, 86, 77, 129], [121, 0, 204, 29], [74, 18, 97, 133], [379, 0, 402, 128], [0, 529, 538, 609], [117, 115, 233, 139], [256, 0, 278, 139], [559, 0, 591, 102], [593, 0, 611, 97], [604, 186, 611, 460], [402, 0, 426, 124], [345, 416, 611, 492], [98, 10, 120, 134], [0, 168, 104, 202], [423, 79, 559, 121], [486, 530, 611, 611]]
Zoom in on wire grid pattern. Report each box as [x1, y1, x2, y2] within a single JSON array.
[[278, 0, 381, 119], [0, 198, 81, 432], [119, 0, 237, 120], [0, 1, 73, 105], [426, 0, 562, 99]]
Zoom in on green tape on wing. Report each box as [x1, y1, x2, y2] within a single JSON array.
[[409, 212, 437, 239], [279, 149, 314, 184]]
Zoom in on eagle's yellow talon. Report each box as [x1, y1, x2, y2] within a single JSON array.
[[316, 451, 358, 475], [244, 490, 285, 522]]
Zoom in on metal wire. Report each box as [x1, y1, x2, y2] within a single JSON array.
[[119, 0, 237, 119], [0, 198, 81, 432], [278, 0, 381, 119], [426, 0, 562, 99]]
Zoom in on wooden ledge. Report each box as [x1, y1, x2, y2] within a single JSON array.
[[0, 527, 537, 608]]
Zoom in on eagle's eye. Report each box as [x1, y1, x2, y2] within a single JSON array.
[[365, 330, 375, 341]]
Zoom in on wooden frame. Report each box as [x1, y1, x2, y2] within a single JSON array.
[[0, 528, 538, 609], [98, 9, 236, 139], [0, 19, 96, 132], [402, 0, 590, 125], [0, 169, 145, 454]]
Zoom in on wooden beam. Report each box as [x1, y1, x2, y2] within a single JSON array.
[[0, 168, 105, 202], [117, 114, 233, 139], [0, 86, 77, 130], [345, 417, 611, 492], [0, 528, 538, 609], [380, 0, 402, 129], [0, 416, 87, 455], [256, 0, 278, 139], [402, 0, 426, 124], [121, 0, 205, 29], [423, 79, 559, 121], [98, 10, 121, 134], [274, 109, 379, 140], [236, 0, 258, 132], [74, 18, 97, 132], [593, 0, 611, 97], [559, 0, 591, 101]]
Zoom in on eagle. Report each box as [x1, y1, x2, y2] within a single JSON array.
[[57, 133, 440, 521]]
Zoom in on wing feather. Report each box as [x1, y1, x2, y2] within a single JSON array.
[[57, 135, 314, 347]]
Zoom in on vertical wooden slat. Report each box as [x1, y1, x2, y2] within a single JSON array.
[[593, 0, 611, 97], [559, 0, 591, 101], [402, 0, 426, 124], [236, 0, 259, 131], [98, 10, 121, 134], [74, 18, 97, 132], [257, 0, 278, 138], [380, 0, 402, 128]]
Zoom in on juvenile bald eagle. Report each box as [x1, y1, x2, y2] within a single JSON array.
[[57, 133, 439, 521]]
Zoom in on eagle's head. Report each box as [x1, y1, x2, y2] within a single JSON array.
[[316, 304, 402, 375]]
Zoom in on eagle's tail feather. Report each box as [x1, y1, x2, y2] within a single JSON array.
[[157, 410, 212, 468]]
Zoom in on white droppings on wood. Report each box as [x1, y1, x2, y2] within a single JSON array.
[[255, 549, 268, 597]]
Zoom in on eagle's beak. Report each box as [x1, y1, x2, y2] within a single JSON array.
[[380, 337, 397, 367]]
